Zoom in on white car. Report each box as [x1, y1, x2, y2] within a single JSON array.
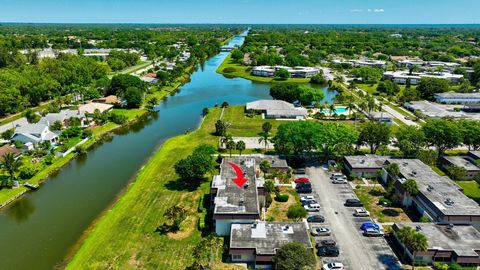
[[311, 227, 331, 236], [353, 208, 370, 217], [304, 203, 321, 212], [332, 178, 347, 184], [323, 262, 344, 270], [300, 195, 315, 202]]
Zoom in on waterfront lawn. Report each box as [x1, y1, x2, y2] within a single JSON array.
[[216, 54, 311, 83], [457, 181, 480, 204], [221, 105, 282, 136], [66, 107, 224, 269]]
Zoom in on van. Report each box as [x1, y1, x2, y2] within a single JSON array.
[[304, 203, 321, 212]]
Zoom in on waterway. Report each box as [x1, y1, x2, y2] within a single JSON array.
[[0, 31, 336, 270]]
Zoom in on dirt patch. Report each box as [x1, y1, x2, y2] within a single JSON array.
[[167, 191, 200, 240], [266, 187, 298, 222]]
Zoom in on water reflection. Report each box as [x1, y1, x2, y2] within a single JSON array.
[[6, 197, 35, 224]]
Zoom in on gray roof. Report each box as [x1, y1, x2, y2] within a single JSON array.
[[469, 151, 480, 160], [15, 123, 49, 135], [254, 155, 288, 169], [442, 156, 480, 172], [435, 92, 480, 99], [369, 112, 393, 120], [212, 157, 261, 215], [344, 155, 388, 169], [395, 223, 480, 257], [388, 159, 480, 216], [246, 100, 307, 117], [230, 222, 312, 255]]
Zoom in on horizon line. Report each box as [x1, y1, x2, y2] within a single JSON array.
[[2, 22, 480, 26]]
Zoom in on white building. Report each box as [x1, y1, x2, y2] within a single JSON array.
[[383, 71, 464, 85], [434, 92, 480, 105], [251, 66, 320, 78], [11, 123, 58, 147], [246, 100, 308, 120]]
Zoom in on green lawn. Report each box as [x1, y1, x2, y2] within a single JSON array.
[[216, 54, 311, 83], [457, 181, 480, 204], [221, 106, 283, 136], [66, 107, 226, 269]]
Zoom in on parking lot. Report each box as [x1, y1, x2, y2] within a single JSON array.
[[299, 164, 401, 270]]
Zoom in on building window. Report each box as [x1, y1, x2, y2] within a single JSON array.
[[232, 255, 242, 260]]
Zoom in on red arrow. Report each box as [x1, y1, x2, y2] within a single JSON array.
[[228, 162, 247, 187]]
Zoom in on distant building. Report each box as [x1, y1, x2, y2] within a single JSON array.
[[343, 155, 388, 178], [40, 110, 86, 128], [393, 223, 480, 266], [78, 102, 114, 115], [350, 59, 387, 68], [230, 221, 312, 267], [92, 95, 123, 106], [211, 157, 264, 236], [11, 123, 58, 147], [434, 92, 480, 105], [246, 100, 308, 120], [404, 101, 467, 119], [383, 71, 463, 85], [441, 156, 480, 180], [251, 66, 320, 78], [0, 144, 21, 161], [368, 112, 393, 125]]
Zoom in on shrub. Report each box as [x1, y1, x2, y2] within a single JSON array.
[[81, 128, 93, 138], [109, 113, 128, 125], [432, 262, 449, 270], [378, 197, 392, 207], [222, 67, 236, 73], [266, 193, 273, 208], [19, 165, 39, 180], [274, 193, 289, 202]]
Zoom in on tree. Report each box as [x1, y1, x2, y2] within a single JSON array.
[[417, 77, 451, 100], [286, 205, 308, 221], [25, 109, 40, 124], [50, 120, 63, 131], [2, 152, 21, 184], [214, 120, 227, 136], [161, 205, 187, 233], [236, 140, 246, 156], [458, 119, 480, 150], [258, 131, 270, 150], [357, 122, 391, 154], [445, 165, 467, 181], [230, 49, 244, 62], [174, 144, 215, 185], [422, 119, 462, 157], [202, 107, 209, 117], [350, 67, 382, 82], [272, 241, 315, 270], [225, 140, 236, 157], [274, 68, 290, 79], [402, 179, 419, 196], [262, 122, 272, 134], [145, 97, 158, 112], [310, 73, 327, 85], [260, 160, 271, 175], [385, 162, 400, 179], [221, 101, 229, 108], [270, 84, 324, 105], [396, 126, 426, 157], [377, 80, 400, 96], [124, 87, 143, 108], [396, 226, 428, 269], [1, 128, 14, 140], [109, 74, 146, 95]]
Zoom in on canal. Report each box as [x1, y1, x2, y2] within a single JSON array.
[[0, 32, 337, 270]]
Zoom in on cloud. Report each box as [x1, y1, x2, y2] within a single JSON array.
[[373, 8, 385, 13], [350, 9, 364, 13]]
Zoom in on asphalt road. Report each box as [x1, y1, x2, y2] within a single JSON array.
[[305, 164, 402, 270]]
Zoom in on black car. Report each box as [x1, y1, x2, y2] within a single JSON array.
[[294, 168, 306, 174], [315, 239, 336, 248], [317, 246, 339, 257], [344, 199, 363, 207], [296, 182, 312, 188], [307, 215, 325, 223], [296, 187, 313, 193]]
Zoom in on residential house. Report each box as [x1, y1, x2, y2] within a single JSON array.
[[0, 144, 21, 161], [78, 102, 113, 115], [230, 221, 312, 268], [393, 223, 480, 266], [441, 156, 480, 180], [92, 95, 123, 106], [40, 110, 87, 128], [246, 100, 308, 120], [11, 123, 58, 147]]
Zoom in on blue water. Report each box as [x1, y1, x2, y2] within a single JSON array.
[[322, 107, 348, 114]]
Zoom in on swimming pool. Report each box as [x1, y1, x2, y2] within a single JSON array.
[[321, 107, 349, 114]]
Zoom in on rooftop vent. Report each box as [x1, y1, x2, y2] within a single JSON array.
[[239, 200, 245, 206], [251, 223, 257, 229], [360, 159, 365, 164], [415, 225, 422, 231], [445, 198, 454, 206], [244, 183, 249, 189], [427, 185, 434, 192]]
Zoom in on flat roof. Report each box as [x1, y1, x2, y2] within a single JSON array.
[[230, 221, 312, 255], [435, 92, 480, 99], [212, 157, 260, 215], [395, 223, 480, 257], [388, 159, 480, 216], [469, 151, 480, 160], [344, 155, 388, 170], [442, 156, 480, 171]]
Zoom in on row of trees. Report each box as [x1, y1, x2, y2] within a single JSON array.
[[269, 84, 325, 105]]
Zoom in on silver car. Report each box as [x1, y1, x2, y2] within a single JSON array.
[[311, 227, 331, 236]]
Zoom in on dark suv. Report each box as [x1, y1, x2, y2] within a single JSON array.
[[317, 246, 339, 257], [307, 215, 325, 223], [316, 239, 336, 248], [344, 198, 363, 207]]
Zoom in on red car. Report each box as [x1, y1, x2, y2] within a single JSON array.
[[295, 177, 310, 183]]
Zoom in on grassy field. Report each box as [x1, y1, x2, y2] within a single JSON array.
[[65, 107, 237, 269], [457, 181, 480, 204], [216, 54, 311, 83], [221, 106, 283, 136]]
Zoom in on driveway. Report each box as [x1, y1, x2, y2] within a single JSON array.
[[306, 164, 401, 270]]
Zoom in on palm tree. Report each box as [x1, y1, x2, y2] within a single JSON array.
[[397, 226, 428, 270], [258, 132, 270, 150], [262, 122, 272, 134], [359, 101, 368, 113], [347, 102, 355, 117], [146, 97, 158, 112], [2, 152, 21, 186], [226, 140, 236, 158], [328, 104, 336, 118], [220, 133, 233, 148], [236, 141, 246, 156]]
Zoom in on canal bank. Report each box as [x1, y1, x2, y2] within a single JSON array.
[[0, 32, 336, 270]]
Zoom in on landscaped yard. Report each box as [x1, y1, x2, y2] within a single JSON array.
[[67, 105, 268, 269], [354, 185, 411, 223], [216, 54, 311, 83], [457, 181, 480, 204], [266, 187, 299, 222], [221, 105, 282, 137]]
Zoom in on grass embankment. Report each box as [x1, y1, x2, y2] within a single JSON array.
[[216, 54, 311, 84], [66, 107, 224, 269], [457, 181, 480, 204]]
